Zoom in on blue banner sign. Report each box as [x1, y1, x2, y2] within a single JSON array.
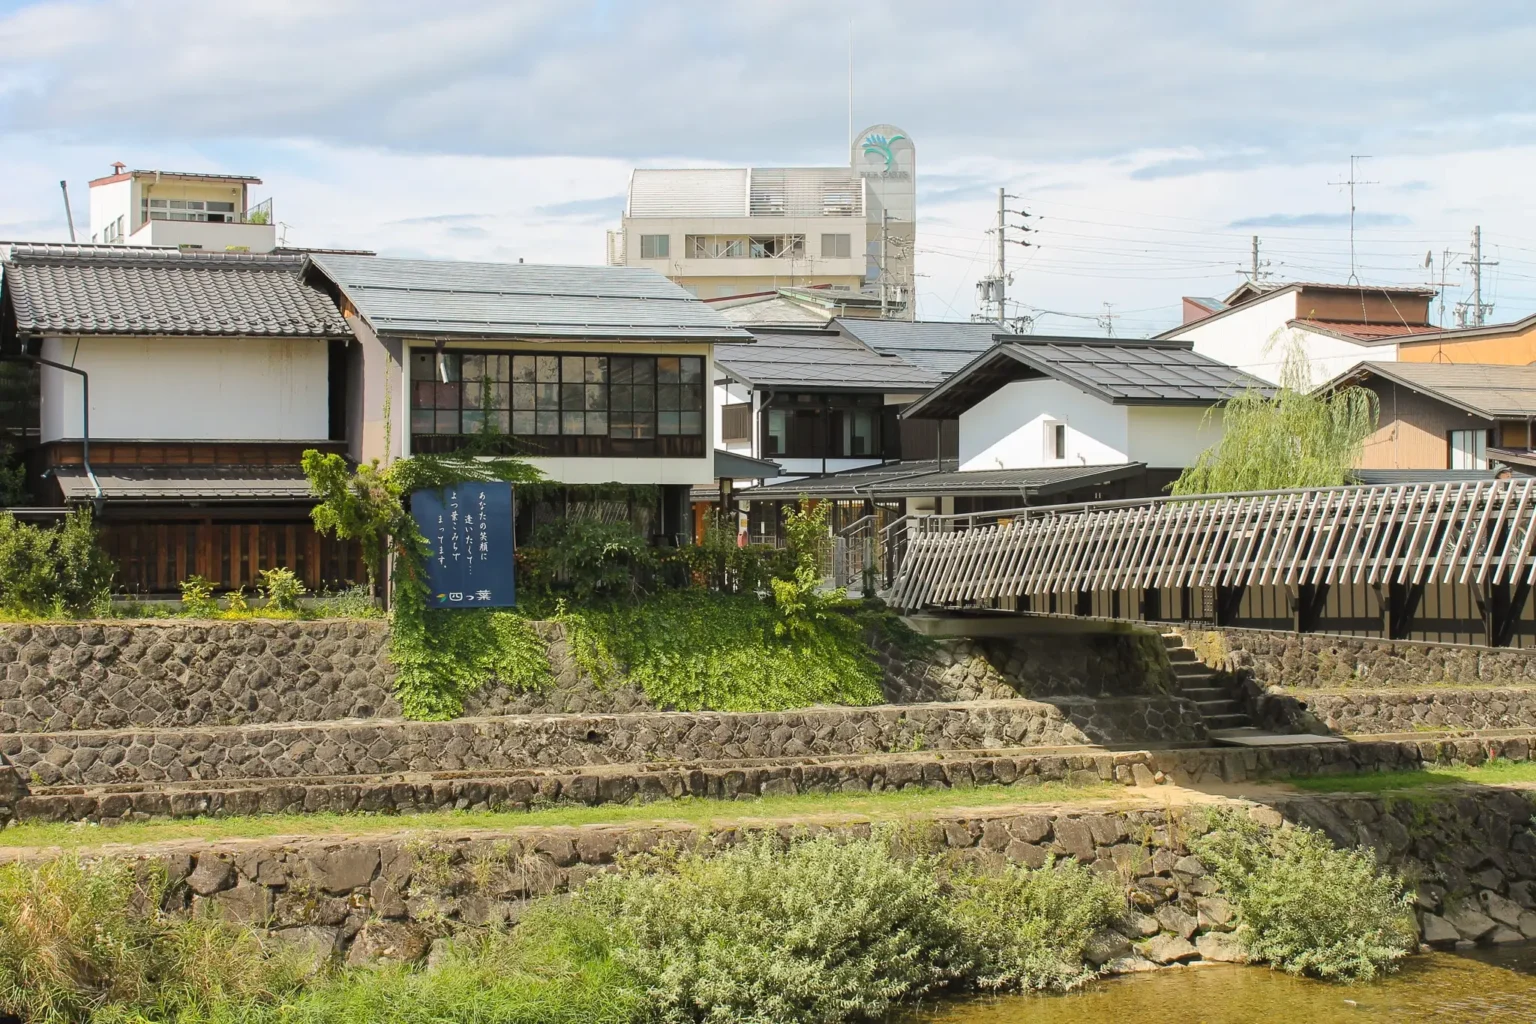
[[411, 481, 516, 608]]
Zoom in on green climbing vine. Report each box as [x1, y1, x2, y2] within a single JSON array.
[[302, 446, 551, 720]]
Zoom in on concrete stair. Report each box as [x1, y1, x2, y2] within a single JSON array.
[[1162, 632, 1255, 735]]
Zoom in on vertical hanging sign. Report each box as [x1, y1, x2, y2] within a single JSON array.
[[411, 481, 516, 607]]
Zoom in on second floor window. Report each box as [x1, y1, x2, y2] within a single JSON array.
[[639, 234, 669, 259], [761, 394, 885, 459], [821, 233, 852, 259], [143, 198, 239, 224], [686, 234, 805, 259], [410, 351, 705, 442], [1449, 429, 1489, 470]]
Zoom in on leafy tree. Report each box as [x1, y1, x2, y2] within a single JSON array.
[[1172, 335, 1378, 495]]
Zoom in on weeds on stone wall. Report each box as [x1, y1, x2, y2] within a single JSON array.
[[0, 832, 1129, 1024], [0, 509, 115, 618], [0, 855, 307, 1024], [1191, 808, 1417, 982]]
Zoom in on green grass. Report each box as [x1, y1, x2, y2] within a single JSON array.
[[1286, 758, 1536, 793], [0, 779, 1122, 850]]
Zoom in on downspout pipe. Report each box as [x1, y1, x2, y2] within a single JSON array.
[[27, 354, 102, 502]]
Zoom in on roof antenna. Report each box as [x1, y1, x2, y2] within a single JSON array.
[[59, 181, 77, 242]]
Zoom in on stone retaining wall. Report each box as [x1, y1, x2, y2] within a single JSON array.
[[875, 629, 1176, 703], [1179, 626, 1536, 690], [0, 696, 1206, 789], [13, 730, 1536, 827], [1250, 685, 1536, 736], [0, 619, 1180, 733], [14, 787, 1531, 965]]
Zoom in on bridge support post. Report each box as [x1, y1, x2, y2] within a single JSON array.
[[1296, 583, 1330, 633], [1387, 582, 1425, 640], [1487, 581, 1533, 647], [1215, 585, 1245, 626]]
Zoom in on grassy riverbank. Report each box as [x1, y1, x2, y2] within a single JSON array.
[[0, 779, 1122, 850], [1286, 758, 1536, 794]]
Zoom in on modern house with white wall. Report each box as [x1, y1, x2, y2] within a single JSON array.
[[753, 336, 1268, 517], [0, 243, 358, 592], [608, 125, 916, 308], [87, 164, 277, 253], [1163, 281, 1440, 386], [304, 254, 751, 544]]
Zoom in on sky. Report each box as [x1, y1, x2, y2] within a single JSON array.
[[3, 0, 1536, 336]]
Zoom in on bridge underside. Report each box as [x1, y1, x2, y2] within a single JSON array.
[[887, 480, 1536, 648]]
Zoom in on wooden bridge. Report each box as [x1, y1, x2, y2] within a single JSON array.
[[878, 479, 1536, 648]]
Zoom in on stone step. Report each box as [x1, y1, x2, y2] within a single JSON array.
[[1173, 662, 1215, 678], [1195, 699, 1243, 718], [1166, 647, 1201, 663], [1178, 686, 1232, 703], [1161, 633, 1184, 648], [1202, 712, 1253, 731], [0, 696, 1207, 790]]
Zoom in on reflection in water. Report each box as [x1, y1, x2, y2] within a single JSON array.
[[909, 947, 1536, 1024]]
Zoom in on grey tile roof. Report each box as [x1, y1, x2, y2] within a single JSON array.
[[2, 246, 351, 337], [54, 465, 315, 502], [1335, 361, 1536, 418], [1349, 468, 1501, 485], [833, 319, 1000, 375], [718, 329, 941, 391], [904, 336, 1272, 418], [308, 253, 750, 342], [746, 460, 1145, 499]]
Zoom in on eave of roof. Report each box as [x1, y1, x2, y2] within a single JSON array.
[[1327, 360, 1536, 419], [744, 461, 1146, 500], [1290, 319, 1439, 344]]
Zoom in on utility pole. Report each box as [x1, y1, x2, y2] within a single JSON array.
[[1456, 226, 1498, 328], [879, 209, 890, 317], [1423, 248, 1461, 329], [1098, 302, 1118, 338], [1251, 235, 1260, 280], [995, 187, 1007, 326], [1328, 156, 1377, 284], [974, 188, 1032, 330]]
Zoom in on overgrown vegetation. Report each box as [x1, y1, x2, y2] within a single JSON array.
[[1191, 808, 1416, 982], [0, 832, 1129, 1024], [0, 509, 115, 617], [0, 855, 305, 1024], [1172, 337, 1379, 495], [1285, 758, 1536, 792]]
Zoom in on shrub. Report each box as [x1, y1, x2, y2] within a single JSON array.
[[949, 857, 1126, 991], [259, 566, 306, 613], [562, 589, 883, 712], [0, 854, 303, 1023], [179, 574, 218, 617], [1190, 809, 1416, 981], [526, 519, 656, 602], [310, 583, 384, 619], [0, 509, 114, 616], [574, 833, 968, 1024], [388, 608, 551, 720]]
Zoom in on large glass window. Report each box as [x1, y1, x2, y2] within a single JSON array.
[[410, 350, 705, 445], [639, 234, 669, 259]]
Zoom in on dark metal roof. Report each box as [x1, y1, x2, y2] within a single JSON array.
[[1331, 361, 1536, 419], [713, 449, 781, 480], [54, 465, 316, 502], [745, 460, 1145, 500], [904, 337, 1272, 419], [2, 246, 351, 337], [308, 253, 750, 343], [832, 318, 1001, 375], [718, 329, 941, 391]]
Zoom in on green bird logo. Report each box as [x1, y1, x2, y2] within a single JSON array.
[[862, 133, 906, 172]]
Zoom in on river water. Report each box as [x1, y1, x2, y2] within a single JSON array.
[[910, 946, 1536, 1023]]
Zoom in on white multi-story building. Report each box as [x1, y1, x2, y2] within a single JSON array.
[[87, 164, 277, 253], [608, 125, 915, 307]]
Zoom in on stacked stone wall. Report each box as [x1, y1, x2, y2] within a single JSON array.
[[875, 629, 1176, 703], [1, 697, 1205, 790], [14, 787, 1530, 965]]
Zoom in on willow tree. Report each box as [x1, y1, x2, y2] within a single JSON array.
[[1171, 335, 1378, 495]]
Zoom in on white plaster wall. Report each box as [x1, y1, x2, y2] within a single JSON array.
[[40, 336, 329, 442], [128, 219, 277, 253], [87, 179, 130, 243], [1168, 292, 1397, 386], [958, 378, 1129, 471], [622, 214, 869, 284], [1126, 406, 1226, 469]]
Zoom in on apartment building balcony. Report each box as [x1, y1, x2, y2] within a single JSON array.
[[126, 199, 277, 253]]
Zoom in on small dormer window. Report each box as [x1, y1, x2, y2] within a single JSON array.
[[1043, 419, 1066, 460]]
